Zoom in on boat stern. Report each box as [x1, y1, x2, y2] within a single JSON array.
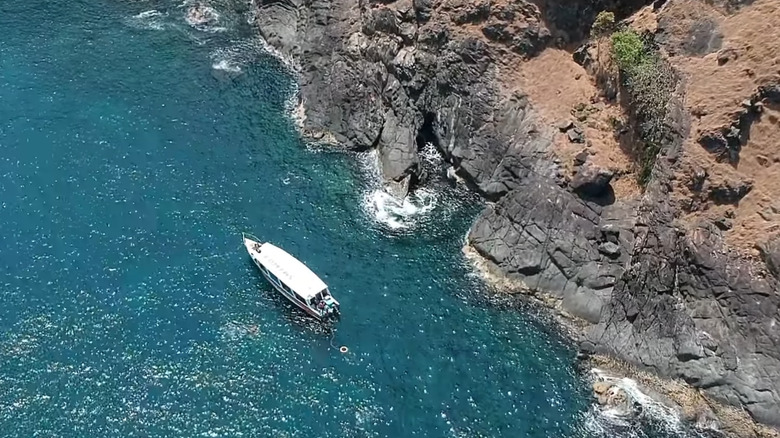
[[323, 296, 340, 319]]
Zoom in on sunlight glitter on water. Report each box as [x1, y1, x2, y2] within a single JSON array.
[[0, 0, 712, 436]]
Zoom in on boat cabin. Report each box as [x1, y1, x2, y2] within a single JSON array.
[[244, 236, 339, 319]]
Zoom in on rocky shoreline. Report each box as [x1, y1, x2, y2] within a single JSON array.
[[249, 0, 780, 434]]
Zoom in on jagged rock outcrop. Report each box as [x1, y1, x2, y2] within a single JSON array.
[[470, 175, 634, 324], [252, 0, 780, 428], [758, 236, 780, 280]]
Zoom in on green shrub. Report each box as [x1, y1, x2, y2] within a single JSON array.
[[611, 30, 648, 71], [609, 29, 677, 186], [591, 11, 616, 38]]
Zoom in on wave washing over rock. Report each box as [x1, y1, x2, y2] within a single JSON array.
[[358, 149, 441, 231]]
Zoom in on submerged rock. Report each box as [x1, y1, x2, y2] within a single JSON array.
[[186, 3, 219, 27], [592, 381, 636, 418]]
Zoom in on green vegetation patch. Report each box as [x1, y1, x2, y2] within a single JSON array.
[[609, 29, 676, 186]]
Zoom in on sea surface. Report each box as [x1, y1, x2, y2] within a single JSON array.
[[0, 1, 708, 437]]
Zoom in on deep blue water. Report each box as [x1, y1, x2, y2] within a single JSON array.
[[0, 1, 703, 437]]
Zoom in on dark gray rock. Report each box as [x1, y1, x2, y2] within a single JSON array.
[[757, 236, 780, 279], [572, 44, 592, 67], [469, 175, 633, 319], [570, 163, 613, 197], [567, 127, 585, 143], [450, 0, 491, 25], [713, 217, 732, 231], [378, 110, 420, 193], [563, 287, 604, 323], [716, 47, 739, 65], [708, 179, 752, 205], [413, 0, 433, 22], [587, 219, 780, 426], [598, 242, 621, 257], [698, 130, 727, 154], [254, 0, 780, 427], [253, 0, 302, 58], [482, 23, 513, 43], [759, 82, 780, 104], [364, 7, 400, 36], [557, 120, 575, 132], [657, 16, 723, 56], [573, 150, 589, 167]]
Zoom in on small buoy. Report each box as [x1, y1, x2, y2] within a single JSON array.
[[339, 346, 348, 354]]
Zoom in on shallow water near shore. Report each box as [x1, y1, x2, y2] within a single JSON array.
[[0, 1, 711, 437]]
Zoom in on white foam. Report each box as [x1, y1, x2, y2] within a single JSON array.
[[209, 37, 298, 79], [365, 188, 438, 230], [355, 150, 441, 231], [589, 368, 699, 437], [419, 141, 444, 168], [125, 10, 169, 31], [211, 59, 241, 73]]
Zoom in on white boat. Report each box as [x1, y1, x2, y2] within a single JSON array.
[[242, 233, 340, 321]]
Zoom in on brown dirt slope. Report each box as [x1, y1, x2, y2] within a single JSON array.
[[661, 0, 780, 258]]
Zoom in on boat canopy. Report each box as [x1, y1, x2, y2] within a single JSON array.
[[255, 242, 327, 300]]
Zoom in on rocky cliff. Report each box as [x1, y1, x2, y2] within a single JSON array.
[[251, 0, 780, 432]]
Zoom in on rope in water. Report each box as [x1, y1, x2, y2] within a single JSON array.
[[329, 329, 348, 353]]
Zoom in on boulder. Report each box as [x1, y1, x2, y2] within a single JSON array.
[[593, 381, 636, 417], [557, 120, 575, 132], [757, 235, 780, 279], [707, 179, 752, 205], [570, 162, 613, 197], [598, 242, 620, 257], [186, 3, 219, 27], [567, 127, 585, 143], [572, 44, 593, 67], [759, 82, 780, 104]]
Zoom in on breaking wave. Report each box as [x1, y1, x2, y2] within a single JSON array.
[[209, 37, 296, 78], [365, 188, 439, 230], [419, 141, 444, 168], [580, 369, 716, 438], [356, 150, 441, 231], [209, 39, 263, 74], [124, 10, 170, 31]]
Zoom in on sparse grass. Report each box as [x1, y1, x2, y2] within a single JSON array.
[[610, 29, 676, 186], [607, 115, 622, 130]]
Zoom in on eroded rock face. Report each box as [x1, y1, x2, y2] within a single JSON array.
[[583, 96, 780, 426], [758, 235, 780, 279], [469, 176, 635, 324], [252, 0, 780, 427], [252, 0, 560, 196]]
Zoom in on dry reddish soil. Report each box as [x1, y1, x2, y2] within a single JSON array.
[[504, 48, 640, 199], [663, 0, 780, 256]]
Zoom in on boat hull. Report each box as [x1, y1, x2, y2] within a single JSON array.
[[251, 257, 325, 320]]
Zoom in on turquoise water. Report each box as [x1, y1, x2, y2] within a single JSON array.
[[0, 1, 703, 437]]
